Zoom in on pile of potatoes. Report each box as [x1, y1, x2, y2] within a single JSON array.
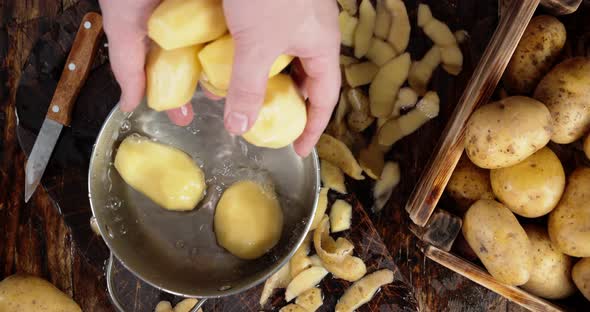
[[145, 0, 304, 149], [447, 15, 590, 301]]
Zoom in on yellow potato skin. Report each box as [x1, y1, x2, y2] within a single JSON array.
[[146, 43, 203, 111], [242, 74, 307, 149], [464, 96, 552, 169], [572, 258, 590, 301], [198, 34, 294, 92], [214, 180, 283, 260], [585, 134, 590, 160], [462, 199, 532, 286], [0, 274, 82, 312], [148, 0, 227, 50], [548, 167, 590, 257], [504, 15, 566, 95], [521, 224, 576, 300], [490, 147, 565, 218], [534, 57, 590, 144], [446, 155, 494, 211], [114, 135, 206, 211]]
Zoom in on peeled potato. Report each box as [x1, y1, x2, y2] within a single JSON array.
[[198, 34, 294, 92], [114, 135, 206, 211], [369, 53, 411, 117], [242, 74, 307, 149], [146, 43, 203, 111], [0, 274, 82, 312], [148, 0, 227, 50], [214, 180, 283, 259]]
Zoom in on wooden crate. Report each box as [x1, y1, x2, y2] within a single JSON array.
[[406, 1, 590, 311]]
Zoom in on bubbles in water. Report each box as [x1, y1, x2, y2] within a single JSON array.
[[175, 240, 185, 249], [113, 215, 123, 223], [186, 126, 199, 135], [218, 285, 232, 291], [105, 225, 115, 239], [190, 247, 199, 257], [119, 224, 127, 235], [120, 119, 131, 133], [105, 197, 122, 210]]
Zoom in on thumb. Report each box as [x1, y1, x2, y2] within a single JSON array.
[[224, 43, 274, 135]]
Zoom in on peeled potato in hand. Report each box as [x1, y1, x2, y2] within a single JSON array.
[[148, 0, 227, 50], [199, 34, 294, 93], [242, 74, 307, 149], [146, 43, 203, 111], [114, 135, 206, 211]]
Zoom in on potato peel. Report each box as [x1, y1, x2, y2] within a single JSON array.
[[320, 160, 347, 194], [291, 233, 313, 278], [310, 187, 329, 230], [279, 304, 308, 312], [295, 287, 323, 312], [313, 217, 367, 282], [374, 0, 391, 39], [260, 262, 293, 306], [372, 161, 401, 212], [334, 269, 394, 312], [385, 0, 410, 53], [354, 0, 376, 58], [317, 134, 364, 180], [369, 53, 411, 118], [285, 266, 329, 302], [330, 200, 353, 233]]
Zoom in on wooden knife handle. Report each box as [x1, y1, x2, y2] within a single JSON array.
[[405, 0, 540, 227], [46, 12, 103, 126]]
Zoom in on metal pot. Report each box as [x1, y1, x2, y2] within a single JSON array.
[[89, 91, 320, 311]]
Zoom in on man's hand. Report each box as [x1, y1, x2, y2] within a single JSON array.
[[99, 0, 341, 156]]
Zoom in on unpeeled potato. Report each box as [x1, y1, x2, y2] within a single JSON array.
[[0, 274, 82, 312], [148, 0, 227, 50], [198, 34, 294, 93], [242, 74, 307, 149], [446, 155, 494, 211], [490, 147, 565, 218], [585, 134, 590, 160], [572, 258, 590, 301], [146, 43, 203, 111]]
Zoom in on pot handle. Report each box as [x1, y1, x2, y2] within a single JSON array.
[[105, 253, 208, 312]]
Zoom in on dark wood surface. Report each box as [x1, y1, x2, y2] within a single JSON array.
[[0, 0, 532, 311]]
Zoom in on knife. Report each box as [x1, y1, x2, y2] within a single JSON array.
[[25, 12, 103, 202]]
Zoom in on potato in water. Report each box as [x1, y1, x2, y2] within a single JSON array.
[[148, 0, 227, 50], [214, 180, 283, 260], [198, 34, 293, 94], [146, 43, 203, 111], [242, 74, 307, 149], [114, 135, 206, 211], [0, 274, 82, 312]]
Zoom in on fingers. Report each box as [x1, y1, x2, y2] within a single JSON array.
[[293, 54, 341, 157], [165, 103, 194, 126], [100, 0, 158, 112], [224, 43, 274, 135]]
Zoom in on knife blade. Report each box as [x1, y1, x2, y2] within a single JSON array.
[[24, 12, 103, 202]]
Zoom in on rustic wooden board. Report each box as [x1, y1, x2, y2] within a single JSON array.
[[12, 1, 416, 311], [0, 0, 544, 311]]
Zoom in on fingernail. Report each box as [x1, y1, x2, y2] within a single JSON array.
[[180, 105, 188, 116], [226, 112, 249, 134]]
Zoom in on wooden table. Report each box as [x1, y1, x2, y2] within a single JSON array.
[[0, 0, 525, 311]]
